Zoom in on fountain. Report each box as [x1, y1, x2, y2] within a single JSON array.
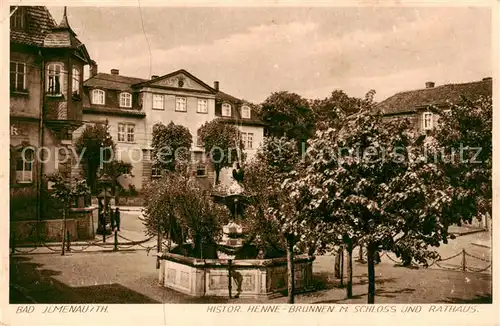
[[157, 163, 315, 298]]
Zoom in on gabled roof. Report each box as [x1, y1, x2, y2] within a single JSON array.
[[378, 78, 493, 115], [84, 73, 148, 92], [131, 69, 217, 93], [10, 6, 57, 47]]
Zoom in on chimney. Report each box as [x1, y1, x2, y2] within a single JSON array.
[[90, 61, 98, 77], [151, 75, 159, 80], [483, 77, 492, 81], [214, 81, 219, 91], [425, 81, 435, 89], [111, 69, 119, 75]]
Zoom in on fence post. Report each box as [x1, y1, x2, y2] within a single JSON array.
[[113, 229, 118, 251], [462, 249, 466, 272], [66, 230, 71, 252], [228, 259, 232, 299]]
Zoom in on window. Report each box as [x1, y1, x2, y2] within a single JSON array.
[[196, 129, 203, 147], [241, 105, 251, 119], [118, 123, 135, 143], [91, 89, 105, 105], [72, 67, 80, 95], [47, 63, 63, 95], [423, 112, 433, 130], [176, 97, 187, 112], [196, 163, 207, 177], [151, 164, 161, 178], [120, 92, 132, 108], [10, 7, 25, 30], [153, 94, 164, 110], [15, 147, 34, 183], [222, 103, 232, 117], [241, 132, 254, 149], [197, 99, 208, 113], [10, 62, 26, 91]]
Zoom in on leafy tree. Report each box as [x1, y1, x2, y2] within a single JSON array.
[[198, 119, 244, 184], [47, 171, 90, 255], [142, 172, 230, 258], [103, 160, 133, 203], [431, 96, 492, 226], [261, 91, 315, 152], [151, 122, 193, 173], [291, 106, 453, 304], [244, 136, 307, 303], [75, 123, 115, 192], [311, 89, 375, 130]]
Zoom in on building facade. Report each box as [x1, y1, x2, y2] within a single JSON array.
[[377, 78, 492, 131], [76, 68, 265, 191], [10, 6, 92, 219]]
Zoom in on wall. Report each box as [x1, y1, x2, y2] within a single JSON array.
[[159, 253, 315, 298], [10, 50, 41, 119]]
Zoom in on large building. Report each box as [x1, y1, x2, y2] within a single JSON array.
[[377, 78, 492, 131], [10, 6, 92, 218], [73, 68, 265, 191]]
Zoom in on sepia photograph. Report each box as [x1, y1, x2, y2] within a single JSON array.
[[6, 2, 494, 315]]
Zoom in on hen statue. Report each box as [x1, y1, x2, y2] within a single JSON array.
[[232, 163, 245, 183]]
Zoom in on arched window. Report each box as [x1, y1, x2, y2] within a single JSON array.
[[47, 63, 63, 95], [92, 89, 105, 105], [15, 147, 34, 183], [120, 92, 132, 108], [72, 67, 80, 95], [222, 103, 232, 117], [241, 105, 251, 119]]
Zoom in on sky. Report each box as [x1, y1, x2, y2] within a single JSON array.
[[48, 6, 492, 104]]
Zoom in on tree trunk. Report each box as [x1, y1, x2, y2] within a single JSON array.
[[334, 248, 341, 278], [286, 236, 295, 304], [367, 244, 376, 304], [346, 241, 353, 298], [215, 168, 220, 185]]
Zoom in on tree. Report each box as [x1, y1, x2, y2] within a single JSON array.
[[47, 171, 90, 255], [75, 123, 115, 192], [431, 96, 492, 226], [103, 160, 133, 203], [292, 105, 454, 304], [198, 119, 244, 184], [151, 122, 193, 173], [311, 89, 375, 130], [142, 172, 230, 258], [244, 136, 308, 303], [261, 91, 315, 152]]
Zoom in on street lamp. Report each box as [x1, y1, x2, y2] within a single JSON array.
[[96, 171, 113, 242]]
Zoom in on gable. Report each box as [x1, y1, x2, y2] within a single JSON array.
[[150, 72, 212, 92]]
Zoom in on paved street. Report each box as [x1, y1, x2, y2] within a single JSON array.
[[10, 228, 491, 304], [10, 206, 491, 304]]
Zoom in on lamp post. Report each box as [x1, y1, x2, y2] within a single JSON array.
[[96, 171, 113, 241]]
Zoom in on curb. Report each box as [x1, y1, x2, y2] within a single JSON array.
[[450, 228, 487, 237], [471, 242, 491, 249]]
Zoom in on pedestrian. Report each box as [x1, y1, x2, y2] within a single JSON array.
[[114, 207, 121, 231]]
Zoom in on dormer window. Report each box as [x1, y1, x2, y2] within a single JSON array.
[[222, 103, 232, 117], [120, 92, 132, 108], [46, 63, 63, 95], [10, 7, 25, 30], [72, 67, 80, 95], [92, 89, 105, 105], [423, 112, 433, 130], [241, 105, 251, 119]]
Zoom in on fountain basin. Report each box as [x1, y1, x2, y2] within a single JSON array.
[[158, 252, 315, 299]]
